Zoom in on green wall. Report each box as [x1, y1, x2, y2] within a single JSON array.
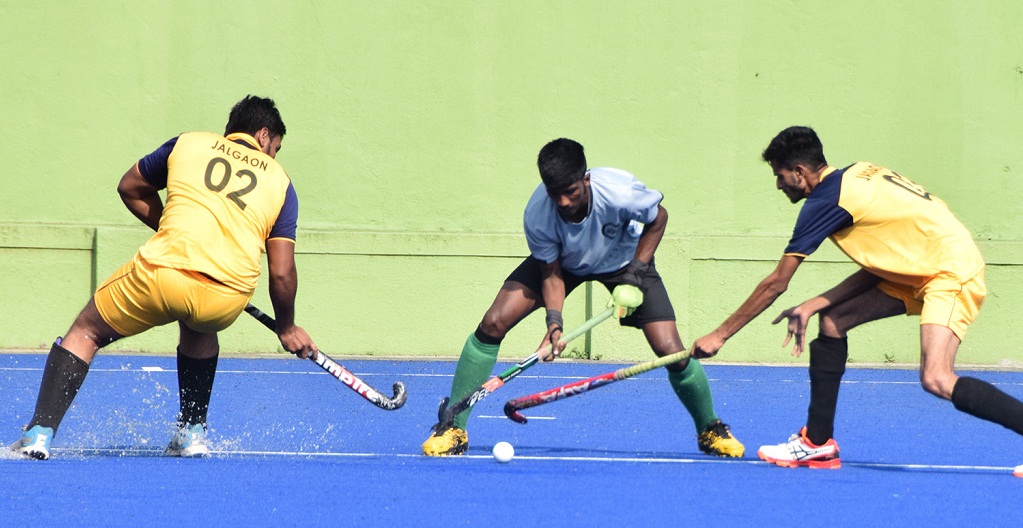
[[2, 2, 1021, 366]]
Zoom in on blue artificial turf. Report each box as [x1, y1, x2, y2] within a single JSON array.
[[1, 353, 1020, 527]]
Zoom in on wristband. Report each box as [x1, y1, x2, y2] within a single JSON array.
[[545, 309, 564, 331]]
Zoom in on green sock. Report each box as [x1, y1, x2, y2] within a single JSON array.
[[668, 358, 719, 432], [449, 333, 500, 429]]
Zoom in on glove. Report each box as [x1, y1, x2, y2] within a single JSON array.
[[620, 259, 650, 288], [608, 284, 644, 319]]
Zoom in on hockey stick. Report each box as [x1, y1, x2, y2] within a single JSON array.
[[432, 307, 614, 431], [503, 347, 691, 423], [244, 304, 407, 410]]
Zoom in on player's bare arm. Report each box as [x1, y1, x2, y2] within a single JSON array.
[[605, 206, 668, 318], [633, 205, 668, 264], [538, 259, 567, 361], [266, 238, 318, 360], [772, 269, 882, 356], [691, 255, 803, 358], [117, 164, 163, 231]]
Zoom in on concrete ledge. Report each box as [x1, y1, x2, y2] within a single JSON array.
[[2, 223, 1020, 264], [0, 223, 94, 250]]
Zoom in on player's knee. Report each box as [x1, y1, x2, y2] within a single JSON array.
[[649, 336, 684, 357], [919, 371, 955, 400], [65, 324, 116, 352], [664, 356, 689, 373], [477, 314, 511, 341], [816, 309, 848, 338]]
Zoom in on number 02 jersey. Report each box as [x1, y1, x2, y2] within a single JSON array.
[[136, 131, 298, 294], [784, 162, 984, 290]]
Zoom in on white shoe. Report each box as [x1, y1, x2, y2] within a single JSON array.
[[165, 424, 210, 457], [757, 427, 841, 469], [10, 425, 53, 460], [1013, 464, 1023, 478]]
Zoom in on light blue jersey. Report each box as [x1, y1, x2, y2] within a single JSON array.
[[524, 167, 663, 275]]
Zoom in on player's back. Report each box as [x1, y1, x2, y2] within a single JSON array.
[[830, 162, 984, 288], [139, 131, 292, 293]]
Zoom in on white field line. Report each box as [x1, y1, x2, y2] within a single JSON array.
[[3, 364, 1023, 388], [44, 446, 1016, 473], [3, 365, 1022, 388]]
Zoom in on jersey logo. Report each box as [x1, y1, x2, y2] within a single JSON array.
[[601, 222, 621, 239]]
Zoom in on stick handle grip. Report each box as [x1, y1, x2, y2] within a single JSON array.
[[613, 348, 691, 380]]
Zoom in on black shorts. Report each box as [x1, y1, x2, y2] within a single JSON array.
[[505, 256, 676, 328]]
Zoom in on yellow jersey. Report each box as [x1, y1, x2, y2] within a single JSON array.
[[136, 132, 298, 293], [784, 162, 983, 289]]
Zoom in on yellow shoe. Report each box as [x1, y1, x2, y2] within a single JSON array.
[[698, 420, 745, 458], [422, 427, 469, 456]]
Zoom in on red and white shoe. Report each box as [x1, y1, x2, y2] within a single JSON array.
[[757, 427, 841, 469], [1013, 464, 1022, 478]]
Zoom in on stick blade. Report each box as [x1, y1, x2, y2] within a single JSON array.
[[503, 401, 528, 424], [380, 382, 407, 410]]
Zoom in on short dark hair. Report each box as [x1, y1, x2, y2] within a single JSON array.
[[537, 138, 587, 190], [224, 95, 286, 138], [762, 126, 826, 170]]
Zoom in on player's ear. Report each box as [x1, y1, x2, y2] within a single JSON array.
[[254, 127, 273, 154]]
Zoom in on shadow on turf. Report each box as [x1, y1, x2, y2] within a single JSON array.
[[842, 460, 1014, 476]]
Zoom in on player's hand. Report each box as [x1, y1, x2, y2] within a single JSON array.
[[537, 325, 565, 362], [691, 333, 725, 359], [277, 324, 319, 360], [772, 304, 813, 357], [620, 259, 649, 288], [608, 284, 644, 319]]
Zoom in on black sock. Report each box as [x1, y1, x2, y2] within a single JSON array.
[[806, 335, 848, 445], [176, 351, 218, 428], [951, 376, 1023, 435], [30, 342, 90, 432]]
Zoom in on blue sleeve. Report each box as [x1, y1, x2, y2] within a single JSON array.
[[525, 232, 560, 264], [627, 182, 663, 224], [522, 187, 560, 263], [524, 215, 560, 264], [268, 183, 299, 241], [137, 136, 179, 189], [784, 193, 853, 256]]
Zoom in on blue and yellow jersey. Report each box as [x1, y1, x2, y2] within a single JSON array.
[[136, 132, 298, 293], [784, 162, 983, 289]]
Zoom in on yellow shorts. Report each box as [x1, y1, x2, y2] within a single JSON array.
[[876, 270, 986, 341], [93, 253, 253, 337]]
